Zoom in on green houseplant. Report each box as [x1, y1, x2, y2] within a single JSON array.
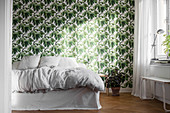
[[105, 69, 125, 96], [162, 33, 170, 57]]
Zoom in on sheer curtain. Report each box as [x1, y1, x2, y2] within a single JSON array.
[[0, 0, 13, 113], [132, 0, 157, 98]]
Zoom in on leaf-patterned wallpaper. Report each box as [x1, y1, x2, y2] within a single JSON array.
[[13, 0, 134, 88]]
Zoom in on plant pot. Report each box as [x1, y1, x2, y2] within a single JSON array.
[[111, 87, 120, 96]]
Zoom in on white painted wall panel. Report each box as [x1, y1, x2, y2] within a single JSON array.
[[150, 66, 170, 104], [0, 0, 6, 111]]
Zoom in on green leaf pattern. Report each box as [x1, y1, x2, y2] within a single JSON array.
[[12, 0, 134, 88]]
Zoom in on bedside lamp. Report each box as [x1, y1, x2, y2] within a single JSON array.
[[151, 29, 164, 60]]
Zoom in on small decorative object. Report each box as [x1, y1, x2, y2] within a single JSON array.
[[105, 69, 125, 96], [162, 31, 170, 59], [152, 29, 165, 60]]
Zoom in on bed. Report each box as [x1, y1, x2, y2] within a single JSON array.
[[11, 55, 104, 110]]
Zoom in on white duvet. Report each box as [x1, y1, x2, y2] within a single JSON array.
[[12, 67, 104, 92]]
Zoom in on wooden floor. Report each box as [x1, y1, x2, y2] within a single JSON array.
[[13, 93, 170, 113]]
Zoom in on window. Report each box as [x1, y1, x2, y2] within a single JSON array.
[[157, 0, 167, 58]]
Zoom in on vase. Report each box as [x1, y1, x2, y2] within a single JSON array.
[[111, 87, 120, 96]]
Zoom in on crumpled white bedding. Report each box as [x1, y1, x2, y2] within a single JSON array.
[[12, 67, 104, 92]]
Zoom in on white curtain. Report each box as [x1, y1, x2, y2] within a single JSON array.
[[0, 0, 13, 113], [132, 0, 157, 98]]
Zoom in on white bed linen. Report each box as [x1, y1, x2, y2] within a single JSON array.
[[18, 55, 40, 70], [12, 88, 101, 110], [12, 67, 104, 92], [38, 56, 61, 68], [57, 57, 79, 68]]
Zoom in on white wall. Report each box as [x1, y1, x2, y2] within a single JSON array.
[[150, 66, 170, 104], [0, 0, 6, 111], [0, 0, 12, 113]]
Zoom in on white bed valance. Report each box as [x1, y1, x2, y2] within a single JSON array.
[[12, 88, 101, 110]]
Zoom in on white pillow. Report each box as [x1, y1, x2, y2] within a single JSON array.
[[12, 61, 20, 70], [58, 57, 79, 68], [39, 56, 61, 68], [78, 63, 86, 68], [18, 55, 40, 70]]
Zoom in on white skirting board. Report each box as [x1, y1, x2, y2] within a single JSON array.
[[120, 88, 132, 93], [155, 96, 170, 104], [101, 87, 132, 93]]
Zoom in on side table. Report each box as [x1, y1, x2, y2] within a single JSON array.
[[141, 76, 170, 112], [99, 74, 109, 95]]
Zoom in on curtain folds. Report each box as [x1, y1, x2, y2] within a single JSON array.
[[132, 0, 157, 98], [0, 0, 13, 112]]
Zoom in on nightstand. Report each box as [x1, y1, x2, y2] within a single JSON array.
[[99, 74, 109, 95]]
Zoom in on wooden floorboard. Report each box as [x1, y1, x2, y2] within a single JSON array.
[[13, 93, 170, 113]]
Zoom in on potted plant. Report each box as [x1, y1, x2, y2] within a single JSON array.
[[105, 69, 125, 96], [162, 33, 170, 58]]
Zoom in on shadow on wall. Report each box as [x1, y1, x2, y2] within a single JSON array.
[[12, 0, 134, 88]]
